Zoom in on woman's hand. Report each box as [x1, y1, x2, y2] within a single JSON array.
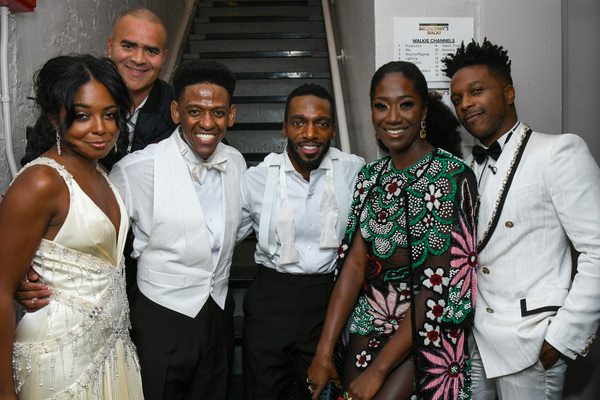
[[344, 368, 385, 400], [307, 354, 341, 400]]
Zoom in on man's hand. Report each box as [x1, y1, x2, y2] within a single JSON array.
[[307, 355, 341, 400], [539, 340, 560, 370], [14, 267, 51, 312]]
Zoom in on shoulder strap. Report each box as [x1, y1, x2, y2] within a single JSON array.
[[258, 154, 283, 255], [16, 157, 73, 191], [330, 154, 350, 240]]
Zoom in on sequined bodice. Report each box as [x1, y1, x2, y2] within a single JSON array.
[[12, 158, 140, 399]]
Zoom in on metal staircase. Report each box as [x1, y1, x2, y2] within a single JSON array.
[[181, 1, 333, 398], [184, 0, 332, 164]]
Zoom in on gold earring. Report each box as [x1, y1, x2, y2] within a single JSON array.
[[420, 119, 426, 139]]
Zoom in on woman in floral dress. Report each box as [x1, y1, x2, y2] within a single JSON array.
[[308, 61, 478, 400]]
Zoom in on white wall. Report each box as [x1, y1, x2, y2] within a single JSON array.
[[562, 2, 600, 397], [328, 0, 376, 163], [563, 0, 600, 161], [0, 0, 195, 193]]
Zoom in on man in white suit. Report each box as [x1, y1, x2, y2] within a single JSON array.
[[442, 39, 600, 399]]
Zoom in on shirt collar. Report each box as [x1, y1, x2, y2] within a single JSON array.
[[496, 121, 521, 151], [173, 127, 226, 165]]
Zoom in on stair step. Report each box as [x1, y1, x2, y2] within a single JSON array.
[[235, 78, 332, 97], [212, 0, 310, 6], [234, 103, 284, 124], [233, 95, 287, 103], [230, 265, 258, 284], [192, 50, 326, 59], [234, 315, 243, 339], [200, 32, 324, 40], [211, 0, 310, 4], [187, 38, 327, 53], [236, 71, 320, 79], [196, 15, 323, 24], [226, 129, 287, 153], [234, 122, 282, 130], [182, 56, 330, 74], [199, 5, 322, 18], [193, 20, 325, 34], [243, 153, 271, 165]]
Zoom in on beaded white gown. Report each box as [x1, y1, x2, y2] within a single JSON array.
[[12, 158, 143, 399]]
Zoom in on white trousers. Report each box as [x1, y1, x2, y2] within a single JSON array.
[[471, 343, 567, 400]]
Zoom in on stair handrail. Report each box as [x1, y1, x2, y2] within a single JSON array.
[[321, 0, 351, 153]]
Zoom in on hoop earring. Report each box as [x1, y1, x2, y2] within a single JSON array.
[[56, 130, 62, 156], [420, 120, 427, 139]]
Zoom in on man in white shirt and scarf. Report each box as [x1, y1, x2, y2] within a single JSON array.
[[239, 84, 364, 400]]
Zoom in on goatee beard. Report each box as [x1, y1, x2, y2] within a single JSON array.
[[286, 139, 331, 172]]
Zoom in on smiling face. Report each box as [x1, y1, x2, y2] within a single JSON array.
[[108, 15, 167, 107], [450, 64, 517, 147], [371, 73, 430, 169], [57, 80, 120, 160], [283, 95, 336, 180], [171, 83, 235, 160]]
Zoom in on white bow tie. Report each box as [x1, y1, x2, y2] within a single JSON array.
[[189, 159, 227, 184]]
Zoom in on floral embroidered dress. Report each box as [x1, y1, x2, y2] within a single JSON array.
[[337, 150, 478, 400]]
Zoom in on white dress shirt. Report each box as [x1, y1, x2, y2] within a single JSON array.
[[471, 121, 521, 189], [110, 128, 224, 266], [240, 148, 364, 275]]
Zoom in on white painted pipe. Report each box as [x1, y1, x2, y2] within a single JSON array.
[[1, 6, 18, 178], [321, 0, 351, 154]]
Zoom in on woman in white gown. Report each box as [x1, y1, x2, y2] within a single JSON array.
[[0, 55, 143, 399]]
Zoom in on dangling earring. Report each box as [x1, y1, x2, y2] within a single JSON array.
[[114, 142, 118, 154], [56, 130, 62, 155], [420, 119, 427, 139]]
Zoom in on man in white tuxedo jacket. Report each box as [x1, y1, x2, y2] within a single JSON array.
[[442, 39, 600, 399], [109, 60, 245, 400]]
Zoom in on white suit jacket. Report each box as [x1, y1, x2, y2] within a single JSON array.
[[470, 123, 600, 378]]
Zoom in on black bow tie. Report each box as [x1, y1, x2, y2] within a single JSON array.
[[472, 141, 502, 164]]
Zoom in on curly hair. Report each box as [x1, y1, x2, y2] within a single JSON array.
[[441, 38, 512, 85], [370, 61, 463, 158]]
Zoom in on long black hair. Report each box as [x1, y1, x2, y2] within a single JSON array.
[[370, 61, 462, 158], [21, 54, 132, 166]]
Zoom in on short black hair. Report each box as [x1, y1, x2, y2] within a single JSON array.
[[172, 60, 236, 103], [370, 61, 463, 158], [33, 54, 132, 145], [284, 84, 336, 126], [441, 38, 513, 85]]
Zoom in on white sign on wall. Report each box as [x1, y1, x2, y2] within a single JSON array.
[[394, 18, 474, 148], [394, 17, 473, 82]]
